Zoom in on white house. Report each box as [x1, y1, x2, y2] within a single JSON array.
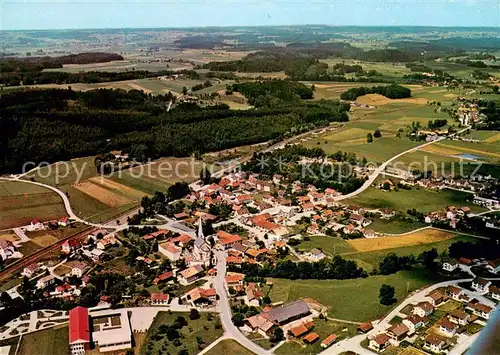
[[402, 315, 428, 334], [71, 262, 87, 278], [424, 334, 446, 354], [438, 318, 458, 337], [0, 240, 16, 261], [151, 293, 170, 306], [471, 277, 491, 293], [36, 275, 55, 289], [308, 248, 326, 262], [96, 234, 117, 250], [412, 302, 434, 317], [490, 286, 500, 301], [448, 310, 469, 326], [442, 259, 459, 272], [486, 259, 500, 274], [22, 263, 39, 278], [159, 243, 182, 261]]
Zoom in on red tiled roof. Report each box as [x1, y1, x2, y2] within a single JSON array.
[[216, 230, 242, 245], [151, 293, 170, 301], [303, 332, 320, 343], [69, 306, 90, 344]]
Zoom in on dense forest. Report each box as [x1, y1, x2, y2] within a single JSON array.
[[0, 87, 349, 173], [228, 80, 314, 106], [340, 84, 411, 101], [476, 100, 500, 130]]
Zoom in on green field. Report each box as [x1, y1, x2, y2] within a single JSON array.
[[268, 268, 450, 322], [140, 312, 223, 355], [368, 218, 427, 234], [275, 319, 358, 355], [343, 235, 477, 272], [0, 181, 53, 196], [206, 339, 256, 355], [463, 130, 500, 141], [296, 235, 355, 256], [345, 187, 484, 214], [17, 325, 68, 355], [319, 59, 411, 81]]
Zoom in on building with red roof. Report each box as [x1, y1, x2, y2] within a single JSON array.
[[69, 306, 90, 354]]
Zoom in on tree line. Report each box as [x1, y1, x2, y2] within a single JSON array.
[[340, 84, 411, 101]]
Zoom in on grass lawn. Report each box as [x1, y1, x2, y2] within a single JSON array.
[[17, 325, 68, 355], [296, 235, 354, 256], [246, 332, 275, 350], [268, 268, 452, 322], [205, 339, 256, 355], [368, 218, 427, 234], [437, 300, 462, 312], [140, 312, 223, 355], [345, 187, 485, 214], [275, 320, 358, 355], [342, 235, 476, 271]]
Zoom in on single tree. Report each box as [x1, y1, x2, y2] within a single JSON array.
[[367, 133, 373, 143], [269, 326, 284, 342], [189, 308, 200, 320], [374, 130, 382, 138], [199, 167, 211, 185], [379, 284, 396, 305]]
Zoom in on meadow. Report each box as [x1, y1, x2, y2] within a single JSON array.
[[140, 311, 223, 355], [268, 268, 451, 322], [17, 325, 69, 355], [345, 186, 484, 213], [206, 340, 256, 355], [295, 235, 355, 256]]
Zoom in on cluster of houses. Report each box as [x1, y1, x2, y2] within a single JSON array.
[[369, 282, 496, 354]]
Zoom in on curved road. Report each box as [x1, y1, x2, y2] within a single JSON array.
[[214, 250, 271, 355]]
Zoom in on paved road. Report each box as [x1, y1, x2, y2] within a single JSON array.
[[214, 250, 271, 355]]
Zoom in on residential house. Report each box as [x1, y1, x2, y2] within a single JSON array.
[[470, 303, 493, 320], [158, 242, 182, 261], [245, 283, 264, 307], [288, 323, 310, 338], [427, 290, 444, 307], [30, 218, 45, 231], [471, 277, 491, 293], [369, 333, 391, 352], [151, 293, 170, 306], [489, 285, 500, 301], [445, 286, 463, 301], [448, 310, 469, 326], [486, 259, 500, 274], [308, 248, 326, 262], [153, 271, 174, 285], [387, 323, 409, 345], [178, 265, 204, 285], [358, 322, 373, 333], [58, 216, 70, 227], [244, 314, 275, 337], [363, 229, 376, 238], [380, 208, 395, 219], [22, 263, 39, 278], [36, 275, 55, 289], [442, 259, 459, 272], [181, 287, 216, 307], [215, 231, 242, 249], [412, 302, 434, 317], [438, 318, 459, 337], [224, 273, 245, 289], [97, 234, 117, 250], [61, 239, 80, 254], [402, 315, 428, 334], [90, 249, 104, 261], [424, 334, 446, 354], [71, 262, 87, 278]]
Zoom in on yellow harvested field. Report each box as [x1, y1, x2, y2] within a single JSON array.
[[356, 94, 428, 106], [398, 347, 429, 355], [484, 133, 500, 143], [422, 144, 500, 159], [0, 232, 20, 243], [89, 177, 147, 199], [346, 229, 456, 252], [73, 181, 133, 207], [127, 82, 153, 93], [32, 234, 59, 247]]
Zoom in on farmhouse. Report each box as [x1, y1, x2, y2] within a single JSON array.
[[245, 283, 264, 307], [158, 242, 182, 261], [243, 314, 275, 337], [178, 265, 204, 285], [265, 300, 310, 326], [181, 287, 216, 307]]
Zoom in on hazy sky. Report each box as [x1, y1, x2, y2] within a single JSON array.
[[2, 0, 499, 30]]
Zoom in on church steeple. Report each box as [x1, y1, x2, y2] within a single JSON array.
[[198, 217, 204, 240]]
